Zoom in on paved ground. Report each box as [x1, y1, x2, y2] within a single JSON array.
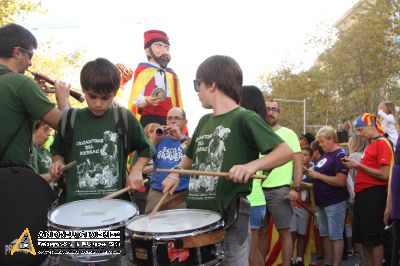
[[343, 254, 362, 266]]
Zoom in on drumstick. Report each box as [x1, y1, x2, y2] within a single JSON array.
[[156, 168, 267, 179], [150, 182, 179, 215], [150, 193, 169, 215], [59, 161, 76, 174], [102, 179, 149, 200]]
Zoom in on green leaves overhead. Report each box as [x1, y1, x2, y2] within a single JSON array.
[[0, 0, 44, 26]]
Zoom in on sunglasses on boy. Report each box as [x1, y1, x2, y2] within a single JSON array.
[[193, 79, 202, 92]]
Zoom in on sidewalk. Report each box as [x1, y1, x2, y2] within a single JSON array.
[[343, 254, 362, 266]]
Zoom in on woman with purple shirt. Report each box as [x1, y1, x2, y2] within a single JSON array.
[[305, 126, 349, 266]]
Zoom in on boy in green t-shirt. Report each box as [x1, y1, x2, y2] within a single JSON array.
[[163, 55, 293, 266], [50, 58, 154, 203]]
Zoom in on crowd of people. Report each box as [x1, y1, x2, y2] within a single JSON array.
[[0, 22, 399, 266]]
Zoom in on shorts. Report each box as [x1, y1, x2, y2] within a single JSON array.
[[264, 186, 293, 230], [145, 188, 186, 213], [250, 205, 267, 230], [290, 206, 310, 235], [316, 200, 346, 240], [353, 186, 386, 247]]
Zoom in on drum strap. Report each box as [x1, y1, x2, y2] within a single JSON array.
[[60, 106, 129, 159], [236, 197, 251, 245], [224, 198, 239, 229], [224, 197, 250, 245]]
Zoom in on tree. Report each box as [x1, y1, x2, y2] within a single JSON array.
[[29, 39, 87, 108], [0, 0, 43, 26], [262, 0, 400, 134], [0, 0, 87, 107]]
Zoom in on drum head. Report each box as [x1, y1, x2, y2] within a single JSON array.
[[127, 209, 222, 235], [48, 199, 137, 229]]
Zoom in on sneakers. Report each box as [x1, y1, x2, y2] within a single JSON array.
[[347, 250, 359, 257]]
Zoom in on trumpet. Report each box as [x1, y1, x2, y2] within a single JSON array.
[[28, 70, 85, 103], [156, 126, 170, 136]]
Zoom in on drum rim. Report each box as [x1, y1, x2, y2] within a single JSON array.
[[126, 209, 224, 239], [48, 198, 137, 229]]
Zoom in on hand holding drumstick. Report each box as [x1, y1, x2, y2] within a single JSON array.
[[162, 173, 181, 195], [49, 158, 76, 179], [103, 179, 149, 199], [160, 167, 268, 195], [151, 181, 179, 214]]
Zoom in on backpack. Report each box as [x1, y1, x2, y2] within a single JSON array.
[[60, 106, 129, 162]]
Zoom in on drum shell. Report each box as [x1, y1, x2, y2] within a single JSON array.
[[126, 209, 225, 266], [130, 238, 224, 266]]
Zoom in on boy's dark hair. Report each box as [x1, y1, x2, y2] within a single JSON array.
[[301, 145, 313, 157], [311, 140, 324, 154], [300, 132, 315, 145], [196, 55, 242, 104], [80, 58, 121, 95], [0, 23, 37, 58], [240, 85, 267, 123]]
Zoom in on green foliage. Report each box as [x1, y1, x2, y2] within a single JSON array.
[[28, 39, 87, 108], [263, 0, 400, 135], [0, 0, 87, 108], [0, 0, 44, 26]]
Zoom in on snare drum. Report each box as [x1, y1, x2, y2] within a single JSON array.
[[126, 209, 225, 266], [47, 199, 137, 263]]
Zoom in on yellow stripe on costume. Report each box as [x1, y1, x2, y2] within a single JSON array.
[[127, 68, 159, 120], [165, 71, 183, 108], [127, 67, 183, 119]]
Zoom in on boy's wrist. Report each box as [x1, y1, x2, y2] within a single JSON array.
[[180, 135, 189, 143]]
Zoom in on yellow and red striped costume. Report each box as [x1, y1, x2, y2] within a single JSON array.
[[127, 63, 183, 121]]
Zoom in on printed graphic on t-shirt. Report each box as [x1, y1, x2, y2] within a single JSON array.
[[156, 146, 184, 163], [189, 126, 231, 200], [75, 131, 119, 195], [316, 158, 328, 168]]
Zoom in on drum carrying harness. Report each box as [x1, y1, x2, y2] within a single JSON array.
[[56, 106, 129, 203]]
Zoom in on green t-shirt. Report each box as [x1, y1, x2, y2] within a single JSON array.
[[31, 145, 52, 174], [186, 107, 283, 216], [51, 107, 154, 202], [0, 65, 54, 165], [262, 126, 301, 188]]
